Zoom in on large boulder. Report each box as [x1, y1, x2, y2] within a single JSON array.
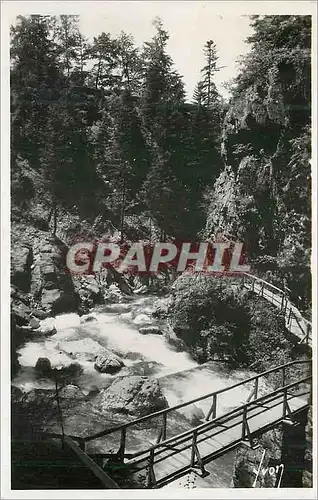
[[58, 338, 107, 362], [34, 356, 83, 380], [139, 326, 163, 335], [133, 314, 153, 326], [11, 224, 78, 321], [38, 317, 57, 336], [29, 318, 40, 329], [178, 404, 205, 426], [11, 301, 31, 326], [58, 384, 87, 401], [94, 376, 168, 417], [80, 313, 97, 324], [94, 351, 125, 374], [11, 385, 24, 404], [11, 245, 32, 292], [35, 357, 52, 376]]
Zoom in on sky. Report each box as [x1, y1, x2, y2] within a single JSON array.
[[78, 4, 254, 100]]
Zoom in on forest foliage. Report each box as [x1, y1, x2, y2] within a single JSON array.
[[11, 15, 223, 241], [11, 14, 311, 306]]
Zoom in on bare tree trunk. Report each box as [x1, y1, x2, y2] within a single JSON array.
[[53, 204, 58, 236], [120, 178, 126, 243], [47, 204, 54, 225], [95, 58, 101, 89]]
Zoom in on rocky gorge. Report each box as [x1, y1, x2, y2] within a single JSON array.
[[10, 217, 312, 489]]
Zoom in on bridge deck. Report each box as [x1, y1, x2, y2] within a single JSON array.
[[124, 389, 308, 487], [242, 274, 311, 346]]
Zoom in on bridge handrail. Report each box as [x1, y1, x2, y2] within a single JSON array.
[[63, 435, 119, 488], [243, 272, 289, 296], [242, 273, 311, 321], [242, 272, 311, 343], [83, 359, 311, 443], [125, 374, 312, 461]]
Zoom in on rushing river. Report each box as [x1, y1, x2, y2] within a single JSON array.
[[13, 294, 263, 418], [13, 294, 267, 488]]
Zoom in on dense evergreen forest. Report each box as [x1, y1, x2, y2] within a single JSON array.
[[11, 14, 311, 309]]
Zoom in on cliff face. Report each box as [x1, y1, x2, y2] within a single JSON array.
[[232, 409, 311, 488], [204, 16, 311, 308], [232, 428, 283, 488], [303, 405, 313, 487], [11, 224, 77, 320]]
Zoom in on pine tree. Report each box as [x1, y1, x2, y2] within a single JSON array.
[[117, 32, 142, 95], [11, 15, 64, 166], [141, 17, 185, 135], [193, 81, 205, 107], [194, 40, 221, 110], [89, 32, 120, 92]]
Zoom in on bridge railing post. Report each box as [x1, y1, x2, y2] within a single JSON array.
[[254, 377, 259, 400], [306, 323, 310, 345], [190, 430, 197, 467], [156, 413, 167, 443], [281, 293, 285, 312], [241, 407, 247, 440], [282, 365, 286, 388], [287, 307, 292, 327], [190, 429, 206, 475], [162, 412, 167, 441], [147, 449, 157, 488], [206, 393, 217, 420], [282, 387, 293, 421], [117, 427, 126, 463], [241, 406, 255, 448]]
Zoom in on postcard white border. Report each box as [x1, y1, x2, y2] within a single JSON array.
[[1, 1, 317, 499]]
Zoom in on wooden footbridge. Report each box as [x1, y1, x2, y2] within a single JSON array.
[[41, 359, 311, 489]]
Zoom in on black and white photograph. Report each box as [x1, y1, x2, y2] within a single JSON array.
[[1, 1, 316, 496]]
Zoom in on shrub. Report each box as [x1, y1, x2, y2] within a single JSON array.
[[170, 276, 251, 365], [170, 274, 304, 373]]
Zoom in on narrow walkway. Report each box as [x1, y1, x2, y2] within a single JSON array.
[[242, 273, 312, 346], [125, 385, 309, 488]]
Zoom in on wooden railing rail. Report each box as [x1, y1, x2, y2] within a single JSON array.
[[62, 435, 119, 488], [145, 386, 311, 472], [125, 374, 311, 463], [242, 273, 312, 344], [242, 273, 289, 296], [83, 359, 310, 444]]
